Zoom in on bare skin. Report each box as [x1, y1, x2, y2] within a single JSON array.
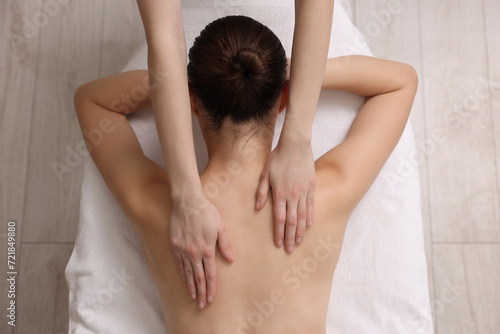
[[74, 55, 417, 332], [136, 0, 334, 305]]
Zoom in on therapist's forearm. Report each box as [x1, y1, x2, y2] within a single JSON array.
[[281, 0, 334, 142], [148, 44, 202, 195], [140, 0, 202, 196]]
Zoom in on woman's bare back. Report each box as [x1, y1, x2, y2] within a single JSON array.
[[142, 167, 348, 334]]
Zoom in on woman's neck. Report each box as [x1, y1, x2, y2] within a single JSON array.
[[205, 140, 270, 176], [201, 127, 273, 190]]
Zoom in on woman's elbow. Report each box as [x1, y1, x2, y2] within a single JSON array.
[[73, 84, 90, 110], [403, 64, 419, 90]]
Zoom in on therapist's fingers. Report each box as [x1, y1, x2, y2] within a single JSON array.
[[173, 250, 185, 281], [273, 189, 286, 247], [217, 224, 234, 263], [284, 200, 298, 253], [295, 195, 307, 245], [203, 256, 216, 304], [306, 186, 315, 227], [192, 261, 207, 309], [183, 257, 197, 301]]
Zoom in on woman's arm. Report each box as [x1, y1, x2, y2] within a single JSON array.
[[316, 56, 418, 209], [136, 0, 233, 310], [73, 72, 144, 227], [255, 0, 335, 254], [73, 71, 158, 221]]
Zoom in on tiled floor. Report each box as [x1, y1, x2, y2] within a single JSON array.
[[1, 0, 498, 333]]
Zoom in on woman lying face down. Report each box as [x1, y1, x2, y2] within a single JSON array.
[[74, 15, 417, 334]]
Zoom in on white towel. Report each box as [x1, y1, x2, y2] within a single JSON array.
[[65, 1, 433, 333]]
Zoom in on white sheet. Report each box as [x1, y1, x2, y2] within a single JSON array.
[[65, 1, 433, 333]]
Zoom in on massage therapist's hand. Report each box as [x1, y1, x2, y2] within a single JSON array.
[[169, 189, 234, 309], [256, 134, 316, 253]]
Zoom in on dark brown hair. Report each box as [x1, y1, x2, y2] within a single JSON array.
[[187, 15, 287, 132]]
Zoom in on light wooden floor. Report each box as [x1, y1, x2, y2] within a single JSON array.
[[1, 0, 498, 333]]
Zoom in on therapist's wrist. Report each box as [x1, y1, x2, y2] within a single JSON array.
[[280, 112, 312, 146], [170, 183, 211, 222], [170, 179, 203, 202]]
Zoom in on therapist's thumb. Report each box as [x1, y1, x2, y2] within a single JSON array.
[[256, 171, 270, 210], [217, 226, 234, 263]]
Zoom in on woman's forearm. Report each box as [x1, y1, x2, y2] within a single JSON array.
[[322, 56, 414, 96], [281, 0, 334, 142]]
